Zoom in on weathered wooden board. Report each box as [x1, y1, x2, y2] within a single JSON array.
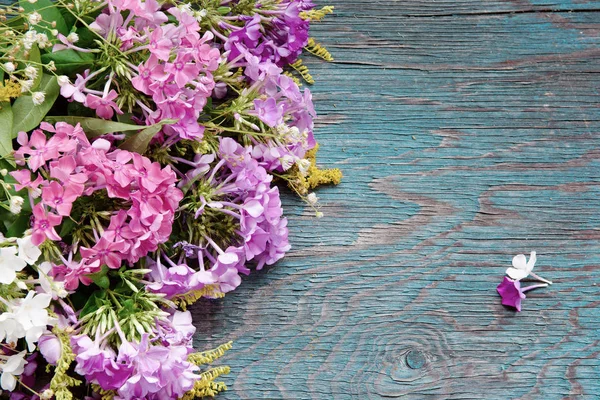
[[191, 1, 600, 399]]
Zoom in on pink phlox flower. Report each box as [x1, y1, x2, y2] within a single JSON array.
[[80, 237, 127, 270], [41, 181, 80, 216], [165, 53, 201, 89], [86, 90, 123, 120], [167, 7, 200, 38], [89, 12, 124, 38], [10, 169, 43, 192], [131, 153, 169, 193], [147, 27, 173, 61], [131, 56, 168, 95], [107, 150, 135, 187], [252, 97, 284, 127], [104, 210, 136, 243], [131, 0, 167, 27], [15, 129, 60, 171], [60, 71, 89, 103], [31, 203, 62, 246]]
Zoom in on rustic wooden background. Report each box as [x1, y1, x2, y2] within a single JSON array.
[[192, 0, 600, 398]]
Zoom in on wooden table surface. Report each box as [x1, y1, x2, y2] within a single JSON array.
[[192, 1, 600, 399]]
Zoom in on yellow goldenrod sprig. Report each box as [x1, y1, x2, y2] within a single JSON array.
[[289, 59, 314, 84], [300, 6, 334, 22], [304, 38, 334, 62], [49, 328, 82, 400], [173, 285, 225, 310], [287, 143, 342, 196]]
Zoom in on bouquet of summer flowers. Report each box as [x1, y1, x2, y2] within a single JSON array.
[[0, 0, 339, 397]]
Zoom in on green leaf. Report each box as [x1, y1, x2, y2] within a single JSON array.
[[28, 45, 43, 91], [6, 214, 31, 238], [20, 0, 69, 36], [119, 119, 177, 154], [44, 116, 147, 138], [80, 290, 107, 317], [58, 217, 77, 237], [0, 102, 14, 159], [11, 74, 60, 137], [41, 49, 96, 75]]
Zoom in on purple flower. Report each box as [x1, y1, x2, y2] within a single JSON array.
[[252, 97, 284, 127], [38, 333, 61, 365], [497, 277, 549, 312], [497, 277, 526, 312]]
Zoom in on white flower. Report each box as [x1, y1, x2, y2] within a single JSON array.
[[27, 11, 42, 25], [0, 313, 24, 345], [506, 251, 552, 284], [24, 65, 37, 80], [9, 196, 24, 214], [17, 235, 41, 265], [32, 91, 46, 106], [13, 291, 51, 331], [297, 158, 311, 176], [0, 351, 26, 391], [0, 246, 27, 285], [306, 192, 318, 205], [47, 61, 56, 71], [66, 32, 79, 43], [37, 261, 67, 299], [22, 30, 37, 50], [0, 169, 7, 176], [57, 75, 70, 87], [506, 251, 537, 280], [3, 62, 15, 73], [315, 211, 324, 218], [36, 33, 50, 49], [40, 389, 54, 400], [20, 80, 34, 93], [279, 155, 295, 171]]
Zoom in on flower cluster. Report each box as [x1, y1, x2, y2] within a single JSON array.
[[12, 122, 182, 290], [0, 0, 339, 397], [497, 251, 553, 312]]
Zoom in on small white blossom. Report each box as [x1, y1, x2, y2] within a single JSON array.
[[21, 30, 38, 50], [37, 261, 67, 299], [307, 192, 318, 205], [315, 211, 324, 218], [506, 251, 536, 280], [57, 75, 70, 87], [17, 235, 41, 265], [0, 246, 27, 285], [36, 33, 49, 48], [506, 251, 552, 284], [20, 80, 34, 93], [0, 351, 26, 391], [9, 196, 24, 214], [27, 11, 42, 25], [3, 62, 15, 73], [297, 158, 311, 176], [0, 169, 7, 176], [66, 32, 79, 43], [280, 155, 295, 171], [40, 389, 54, 400], [24, 65, 37, 79], [47, 61, 56, 71], [32, 91, 45, 106]]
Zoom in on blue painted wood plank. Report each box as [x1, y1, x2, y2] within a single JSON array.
[[191, 1, 600, 399]]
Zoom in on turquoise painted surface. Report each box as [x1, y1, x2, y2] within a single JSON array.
[[191, 1, 600, 399]]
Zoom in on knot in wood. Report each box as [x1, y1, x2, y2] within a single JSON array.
[[405, 350, 426, 369]]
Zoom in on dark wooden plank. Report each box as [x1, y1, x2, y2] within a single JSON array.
[[191, 1, 600, 399]]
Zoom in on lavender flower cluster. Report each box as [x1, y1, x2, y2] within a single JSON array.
[[0, 0, 340, 398]]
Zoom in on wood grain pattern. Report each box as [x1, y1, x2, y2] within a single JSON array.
[[191, 1, 600, 398]]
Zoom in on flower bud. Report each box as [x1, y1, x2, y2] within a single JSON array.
[[31, 91, 45, 106], [3, 62, 15, 73]]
